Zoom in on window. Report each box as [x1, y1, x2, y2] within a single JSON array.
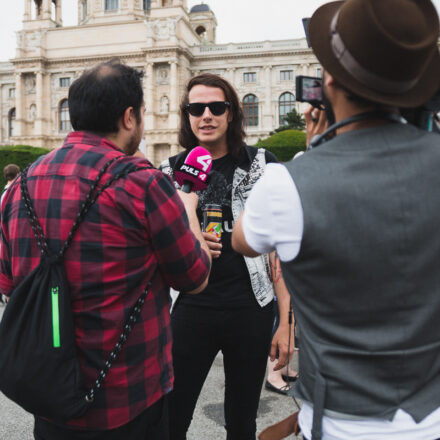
[[243, 94, 259, 127], [9, 88, 15, 99], [59, 77, 70, 88], [105, 0, 118, 11], [59, 99, 71, 132], [9, 108, 15, 137], [317, 67, 322, 78], [243, 72, 256, 83], [143, 0, 151, 11], [279, 92, 295, 126], [280, 70, 294, 81]]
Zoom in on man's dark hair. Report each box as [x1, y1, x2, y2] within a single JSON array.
[[179, 73, 246, 157], [68, 59, 144, 134], [3, 164, 20, 182]]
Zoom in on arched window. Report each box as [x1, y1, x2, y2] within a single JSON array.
[[279, 92, 295, 126], [105, 0, 118, 11], [243, 94, 259, 127], [59, 99, 71, 132], [8, 108, 15, 138]]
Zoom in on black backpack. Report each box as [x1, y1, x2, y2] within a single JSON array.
[[0, 156, 152, 421]]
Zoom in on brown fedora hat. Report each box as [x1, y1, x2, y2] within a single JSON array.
[[309, 0, 440, 107]]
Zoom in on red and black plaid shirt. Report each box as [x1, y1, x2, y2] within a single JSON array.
[[0, 132, 210, 430]]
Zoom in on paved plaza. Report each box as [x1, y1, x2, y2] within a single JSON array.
[[0, 306, 302, 440]]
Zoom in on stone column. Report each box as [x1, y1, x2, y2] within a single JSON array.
[[170, 144, 180, 156], [264, 65, 273, 130], [227, 67, 235, 84], [145, 62, 155, 131], [169, 60, 179, 129], [146, 143, 155, 163], [14, 73, 24, 137], [302, 63, 310, 76], [35, 71, 44, 135], [24, 0, 32, 20], [55, 0, 62, 24], [42, 0, 52, 20], [44, 73, 52, 135]]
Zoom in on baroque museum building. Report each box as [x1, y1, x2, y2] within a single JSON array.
[[0, 0, 320, 164]]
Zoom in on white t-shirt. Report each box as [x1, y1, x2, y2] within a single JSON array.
[[242, 163, 440, 440]]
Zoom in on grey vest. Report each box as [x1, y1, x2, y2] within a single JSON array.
[[282, 124, 440, 439]]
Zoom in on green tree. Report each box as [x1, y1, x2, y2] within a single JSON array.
[[256, 130, 306, 162], [274, 109, 305, 133], [0, 145, 49, 189]]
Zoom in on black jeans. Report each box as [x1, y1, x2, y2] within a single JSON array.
[[34, 396, 169, 440], [169, 302, 274, 440]]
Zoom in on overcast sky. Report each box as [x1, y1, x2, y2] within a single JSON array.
[[1, 0, 440, 61]]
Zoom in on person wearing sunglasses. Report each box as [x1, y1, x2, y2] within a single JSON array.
[[160, 73, 293, 440]]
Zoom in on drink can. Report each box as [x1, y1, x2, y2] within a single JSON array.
[[202, 204, 222, 239]]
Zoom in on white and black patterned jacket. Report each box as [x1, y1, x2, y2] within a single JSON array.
[[159, 146, 275, 307]]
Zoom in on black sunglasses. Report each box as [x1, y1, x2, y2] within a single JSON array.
[[185, 101, 230, 117]]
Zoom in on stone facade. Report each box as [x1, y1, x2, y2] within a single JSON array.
[[0, 0, 320, 164]]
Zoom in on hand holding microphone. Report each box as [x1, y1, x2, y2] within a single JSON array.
[[175, 147, 215, 266], [175, 147, 223, 259]]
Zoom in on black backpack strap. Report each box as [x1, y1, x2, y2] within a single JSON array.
[[85, 279, 150, 403]]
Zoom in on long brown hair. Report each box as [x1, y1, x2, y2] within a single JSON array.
[[178, 73, 246, 157]]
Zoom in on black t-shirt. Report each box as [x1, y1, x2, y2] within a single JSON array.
[[179, 153, 255, 309]]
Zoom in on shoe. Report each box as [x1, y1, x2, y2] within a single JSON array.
[[265, 380, 290, 396], [281, 373, 299, 382]]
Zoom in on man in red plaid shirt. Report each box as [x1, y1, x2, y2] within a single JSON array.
[[0, 59, 211, 440]]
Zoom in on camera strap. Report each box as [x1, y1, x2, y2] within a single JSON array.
[[309, 111, 407, 149]]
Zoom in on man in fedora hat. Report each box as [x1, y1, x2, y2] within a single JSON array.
[[231, 0, 440, 439]]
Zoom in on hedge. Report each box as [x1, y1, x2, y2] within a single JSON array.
[[0, 145, 50, 190], [255, 129, 306, 162]]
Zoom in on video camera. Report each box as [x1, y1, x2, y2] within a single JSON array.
[[296, 75, 323, 108]]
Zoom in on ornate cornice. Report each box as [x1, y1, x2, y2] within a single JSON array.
[[10, 47, 193, 70], [192, 48, 315, 63]]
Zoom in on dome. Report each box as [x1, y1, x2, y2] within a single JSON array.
[[190, 3, 211, 13]]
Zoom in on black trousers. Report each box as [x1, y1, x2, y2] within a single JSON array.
[[169, 302, 274, 440], [34, 396, 169, 440]]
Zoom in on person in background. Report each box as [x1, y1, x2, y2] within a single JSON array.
[[0, 164, 21, 305], [265, 253, 297, 396]]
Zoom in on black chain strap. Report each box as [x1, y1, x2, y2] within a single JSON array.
[[85, 279, 151, 403], [20, 167, 50, 257], [20, 156, 154, 405]]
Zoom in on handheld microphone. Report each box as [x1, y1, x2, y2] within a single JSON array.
[[174, 147, 213, 193]]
